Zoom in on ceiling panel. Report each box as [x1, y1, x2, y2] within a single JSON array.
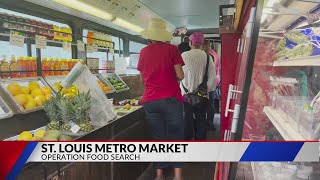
[[138, 0, 234, 29]]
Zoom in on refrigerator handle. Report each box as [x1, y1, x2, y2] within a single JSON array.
[[231, 104, 240, 133], [224, 84, 242, 117]]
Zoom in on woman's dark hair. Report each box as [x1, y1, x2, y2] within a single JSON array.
[[178, 42, 191, 54]]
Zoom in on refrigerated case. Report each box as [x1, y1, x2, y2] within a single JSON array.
[[222, 0, 320, 179]]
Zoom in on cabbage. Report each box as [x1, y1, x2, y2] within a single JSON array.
[[287, 43, 313, 58], [286, 31, 309, 44], [277, 38, 286, 52]]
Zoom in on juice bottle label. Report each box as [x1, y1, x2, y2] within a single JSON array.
[[0, 62, 10, 78], [9, 62, 19, 78]]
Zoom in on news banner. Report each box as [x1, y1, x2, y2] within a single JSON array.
[[1, 141, 319, 179]]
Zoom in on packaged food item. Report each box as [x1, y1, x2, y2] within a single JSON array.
[[54, 58, 61, 76], [49, 58, 55, 76], [42, 58, 50, 77], [31, 57, 37, 77], [25, 56, 33, 77], [276, 38, 286, 52]]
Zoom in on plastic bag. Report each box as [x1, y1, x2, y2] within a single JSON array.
[[61, 62, 116, 126]]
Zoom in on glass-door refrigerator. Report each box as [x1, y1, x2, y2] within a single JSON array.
[[223, 0, 320, 179]]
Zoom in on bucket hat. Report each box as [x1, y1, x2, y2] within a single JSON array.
[[141, 18, 173, 42]]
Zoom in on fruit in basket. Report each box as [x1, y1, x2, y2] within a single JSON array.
[[54, 82, 62, 90], [18, 131, 33, 141], [34, 95, 47, 106], [79, 121, 94, 132], [31, 88, 44, 97], [34, 129, 46, 140], [20, 86, 30, 94], [7, 83, 21, 96], [64, 93, 76, 98], [45, 130, 61, 139], [42, 86, 52, 95], [14, 94, 28, 106], [24, 99, 37, 109], [28, 81, 40, 91], [124, 104, 131, 110], [26, 94, 34, 102], [46, 94, 52, 100]]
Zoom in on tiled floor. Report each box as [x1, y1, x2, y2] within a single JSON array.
[[137, 114, 221, 180]]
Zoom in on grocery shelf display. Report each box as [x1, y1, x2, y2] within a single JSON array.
[[0, 77, 53, 114], [221, 0, 320, 179], [100, 73, 129, 93]]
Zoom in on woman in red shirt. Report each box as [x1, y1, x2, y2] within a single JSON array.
[[138, 18, 185, 180]]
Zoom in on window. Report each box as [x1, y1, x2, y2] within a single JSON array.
[[129, 41, 146, 54], [31, 45, 72, 59]]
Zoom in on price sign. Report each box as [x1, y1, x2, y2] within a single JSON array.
[[63, 41, 72, 52], [109, 48, 115, 55], [35, 35, 47, 49], [86, 45, 98, 53], [77, 40, 85, 52], [9, 31, 25, 47]]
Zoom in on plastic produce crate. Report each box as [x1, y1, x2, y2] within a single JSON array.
[[0, 95, 13, 120], [43, 75, 67, 93], [0, 77, 53, 114], [94, 74, 116, 94], [100, 73, 129, 93]]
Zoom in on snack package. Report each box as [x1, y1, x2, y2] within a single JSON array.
[[270, 77, 300, 96]]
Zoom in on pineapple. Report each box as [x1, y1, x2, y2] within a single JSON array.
[[68, 91, 93, 132], [56, 94, 73, 132], [43, 93, 60, 130]]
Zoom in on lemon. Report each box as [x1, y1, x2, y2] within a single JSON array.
[[14, 94, 27, 106], [25, 94, 34, 102], [7, 83, 21, 96], [20, 86, 30, 94], [28, 81, 40, 91], [34, 129, 46, 140], [34, 95, 47, 106], [18, 131, 33, 141], [31, 88, 44, 97], [64, 93, 76, 98], [53, 82, 62, 90], [60, 88, 70, 95], [24, 100, 37, 109], [41, 86, 52, 95]]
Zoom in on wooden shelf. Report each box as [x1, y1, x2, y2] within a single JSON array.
[[273, 55, 320, 67], [263, 106, 307, 140]]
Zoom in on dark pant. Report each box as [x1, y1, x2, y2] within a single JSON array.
[[208, 91, 216, 124], [184, 102, 208, 140], [144, 97, 184, 169]]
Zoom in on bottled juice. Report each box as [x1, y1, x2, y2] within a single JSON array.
[[59, 58, 66, 75], [9, 55, 19, 78], [54, 58, 61, 76], [72, 59, 77, 68], [42, 58, 50, 77], [0, 55, 9, 78], [49, 58, 55, 76], [68, 59, 72, 71], [25, 56, 32, 77], [31, 57, 37, 77], [17, 56, 27, 78]]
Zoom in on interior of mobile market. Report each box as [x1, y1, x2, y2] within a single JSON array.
[[0, 0, 319, 180]]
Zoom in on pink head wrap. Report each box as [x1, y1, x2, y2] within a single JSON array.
[[189, 32, 205, 46]]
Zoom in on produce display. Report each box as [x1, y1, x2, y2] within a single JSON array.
[[94, 75, 115, 94], [113, 99, 141, 116], [101, 73, 129, 92], [0, 78, 53, 113], [44, 76, 79, 98], [18, 129, 72, 141], [276, 28, 320, 60], [43, 91, 94, 134]]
